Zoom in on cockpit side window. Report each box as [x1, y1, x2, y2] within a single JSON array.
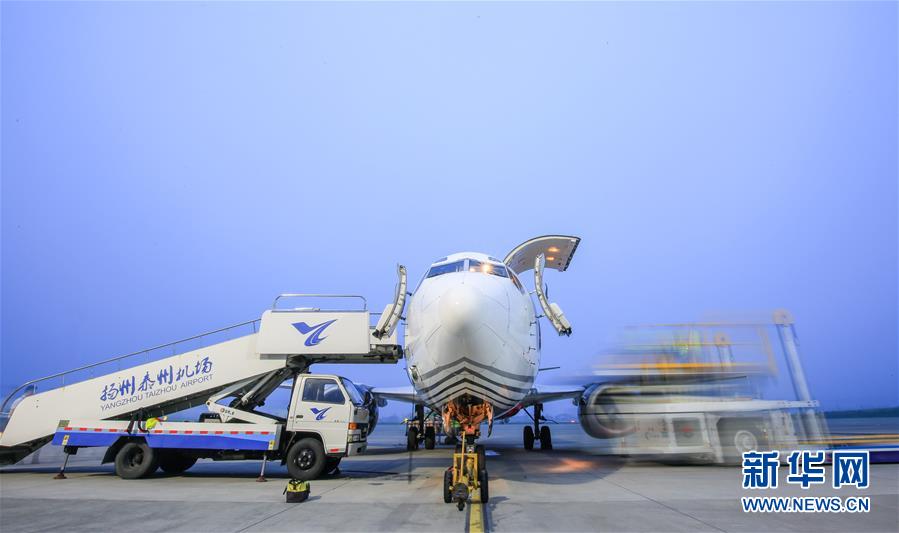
[[426, 260, 465, 278], [468, 260, 509, 278], [508, 268, 525, 292]]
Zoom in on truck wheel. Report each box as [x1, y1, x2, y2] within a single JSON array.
[[406, 427, 419, 451], [540, 426, 553, 451], [443, 468, 453, 503], [478, 469, 489, 503], [523, 426, 535, 450], [114, 442, 159, 479], [324, 457, 341, 475], [158, 451, 197, 475], [424, 427, 436, 450], [476, 445, 486, 473], [720, 420, 764, 464], [286, 438, 326, 480]]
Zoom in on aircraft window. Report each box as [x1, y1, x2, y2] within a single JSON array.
[[468, 260, 509, 278], [426, 260, 465, 278], [302, 378, 345, 404], [509, 269, 526, 292]]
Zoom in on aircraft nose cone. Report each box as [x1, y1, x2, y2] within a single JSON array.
[[439, 284, 482, 334]]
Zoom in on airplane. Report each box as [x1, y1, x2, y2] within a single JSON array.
[[369, 235, 589, 452]]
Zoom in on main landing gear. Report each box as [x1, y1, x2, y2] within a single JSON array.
[[443, 432, 488, 511], [523, 403, 552, 451], [406, 404, 438, 451]]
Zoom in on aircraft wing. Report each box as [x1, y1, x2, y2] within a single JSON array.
[[369, 385, 427, 406], [515, 365, 759, 409], [369, 384, 586, 412], [517, 384, 586, 408]]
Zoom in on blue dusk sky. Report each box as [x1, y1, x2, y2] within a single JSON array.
[[2, 1, 896, 415]]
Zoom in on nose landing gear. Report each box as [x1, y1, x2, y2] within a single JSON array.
[[523, 403, 552, 451]]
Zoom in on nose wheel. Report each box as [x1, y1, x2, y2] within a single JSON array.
[[523, 403, 552, 451]]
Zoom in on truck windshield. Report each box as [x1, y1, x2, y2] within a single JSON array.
[[341, 378, 365, 406]]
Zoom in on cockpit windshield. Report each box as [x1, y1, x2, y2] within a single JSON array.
[[426, 260, 465, 278], [424, 258, 511, 280], [468, 260, 509, 278]]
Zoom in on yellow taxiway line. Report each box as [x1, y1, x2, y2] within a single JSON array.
[[468, 495, 485, 533]]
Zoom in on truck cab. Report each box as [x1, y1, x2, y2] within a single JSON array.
[[287, 374, 369, 459]]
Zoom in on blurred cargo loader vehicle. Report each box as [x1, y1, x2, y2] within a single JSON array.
[[580, 310, 827, 463]]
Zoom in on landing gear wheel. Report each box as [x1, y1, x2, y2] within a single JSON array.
[[114, 442, 159, 479], [324, 457, 342, 475], [286, 438, 326, 480], [407, 427, 419, 451], [476, 445, 486, 473], [540, 426, 553, 451], [157, 451, 197, 475], [424, 427, 436, 450], [523, 425, 535, 450], [478, 469, 489, 503], [443, 469, 453, 503]]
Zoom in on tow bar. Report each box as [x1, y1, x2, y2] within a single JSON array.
[[444, 433, 488, 511]]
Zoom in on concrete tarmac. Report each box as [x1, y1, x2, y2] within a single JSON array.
[[1, 424, 897, 532]]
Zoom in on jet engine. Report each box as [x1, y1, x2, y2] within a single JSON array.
[[577, 384, 636, 439], [361, 389, 383, 435]]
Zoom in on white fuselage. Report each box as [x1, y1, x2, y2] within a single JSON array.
[[404, 252, 539, 416]]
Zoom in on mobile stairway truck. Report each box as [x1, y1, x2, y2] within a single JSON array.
[[0, 277, 408, 480]]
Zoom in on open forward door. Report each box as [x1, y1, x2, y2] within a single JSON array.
[[372, 264, 407, 339], [503, 235, 580, 274], [504, 235, 578, 336], [534, 254, 572, 336]]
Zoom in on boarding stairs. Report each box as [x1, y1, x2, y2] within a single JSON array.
[[0, 278, 407, 465]]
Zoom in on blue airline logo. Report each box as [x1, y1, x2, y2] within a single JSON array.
[[292, 319, 337, 347], [310, 407, 331, 420]]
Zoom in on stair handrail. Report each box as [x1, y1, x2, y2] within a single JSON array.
[[271, 294, 367, 311]]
